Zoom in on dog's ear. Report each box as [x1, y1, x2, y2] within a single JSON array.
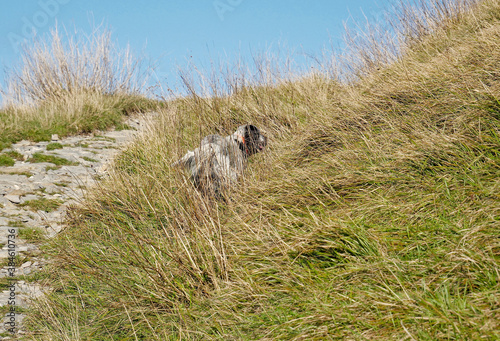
[[243, 125, 259, 143], [246, 124, 259, 135], [244, 125, 267, 155]]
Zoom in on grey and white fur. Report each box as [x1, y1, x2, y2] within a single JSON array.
[[173, 125, 267, 197]]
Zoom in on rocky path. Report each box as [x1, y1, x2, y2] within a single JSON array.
[[0, 115, 148, 338]]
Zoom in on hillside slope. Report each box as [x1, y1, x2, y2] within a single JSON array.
[[25, 0, 500, 339]]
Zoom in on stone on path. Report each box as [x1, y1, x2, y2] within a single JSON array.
[[4, 193, 21, 204]]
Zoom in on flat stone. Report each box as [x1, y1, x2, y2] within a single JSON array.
[[0, 313, 25, 332], [0, 164, 35, 173], [20, 194, 39, 204], [0, 226, 17, 237], [20, 261, 32, 269], [0, 228, 17, 245], [26, 146, 44, 154], [0, 281, 44, 309], [15, 140, 31, 147], [4, 194, 21, 204], [19, 215, 32, 223], [0, 204, 22, 216], [0, 250, 11, 259]]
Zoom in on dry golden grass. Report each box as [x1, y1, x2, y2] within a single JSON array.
[[20, 0, 500, 339], [2, 26, 148, 106], [0, 27, 158, 151]]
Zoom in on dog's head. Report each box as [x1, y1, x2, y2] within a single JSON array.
[[234, 125, 267, 156]]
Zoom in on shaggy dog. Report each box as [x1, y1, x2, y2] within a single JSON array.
[[173, 125, 267, 197]]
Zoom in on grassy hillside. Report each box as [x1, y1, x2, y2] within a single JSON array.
[[23, 0, 500, 339], [0, 28, 160, 151]]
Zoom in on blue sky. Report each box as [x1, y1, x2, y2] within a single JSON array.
[[0, 0, 390, 97]]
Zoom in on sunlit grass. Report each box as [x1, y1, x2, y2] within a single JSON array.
[[20, 198, 63, 212], [0, 27, 161, 152], [21, 0, 500, 339], [28, 153, 78, 166], [46, 143, 63, 151]]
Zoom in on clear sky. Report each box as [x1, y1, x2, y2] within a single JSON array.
[[0, 0, 390, 97]]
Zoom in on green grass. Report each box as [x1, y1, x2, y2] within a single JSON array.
[[115, 122, 132, 131], [0, 94, 161, 149], [46, 142, 63, 151], [44, 165, 60, 171], [0, 141, 11, 152], [3, 150, 23, 161], [0, 154, 15, 167], [92, 135, 116, 142], [0, 150, 23, 166], [82, 156, 99, 162], [0, 170, 32, 177], [18, 227, 46, 243], [28, 153, 78, 166], [21, 0, 500, 340], [19, 198, 62, 212], [7, 221, 27, 228]]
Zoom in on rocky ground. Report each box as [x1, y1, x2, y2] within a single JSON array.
[[0, 115, 149, 338]]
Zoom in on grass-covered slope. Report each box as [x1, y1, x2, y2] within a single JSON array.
[[25, 0, 499, 339], [0, 92, 159, 151], [0, 28, 159, 151]]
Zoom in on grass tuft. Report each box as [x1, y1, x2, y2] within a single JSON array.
[[20, 198, 62, 212], [0, 154, 15, 167], [3, 150, 23, 161], [28, 153, 78, 166], [18, 227, 47, 243], [81, 156, 99, 162], [46, 143, 63, 151], [0, 170, 32, 177]]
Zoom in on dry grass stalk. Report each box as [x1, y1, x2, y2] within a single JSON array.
[[2, 26, 148, 106]]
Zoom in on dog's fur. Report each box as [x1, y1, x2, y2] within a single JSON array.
[[173, 125, 267, 197]]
